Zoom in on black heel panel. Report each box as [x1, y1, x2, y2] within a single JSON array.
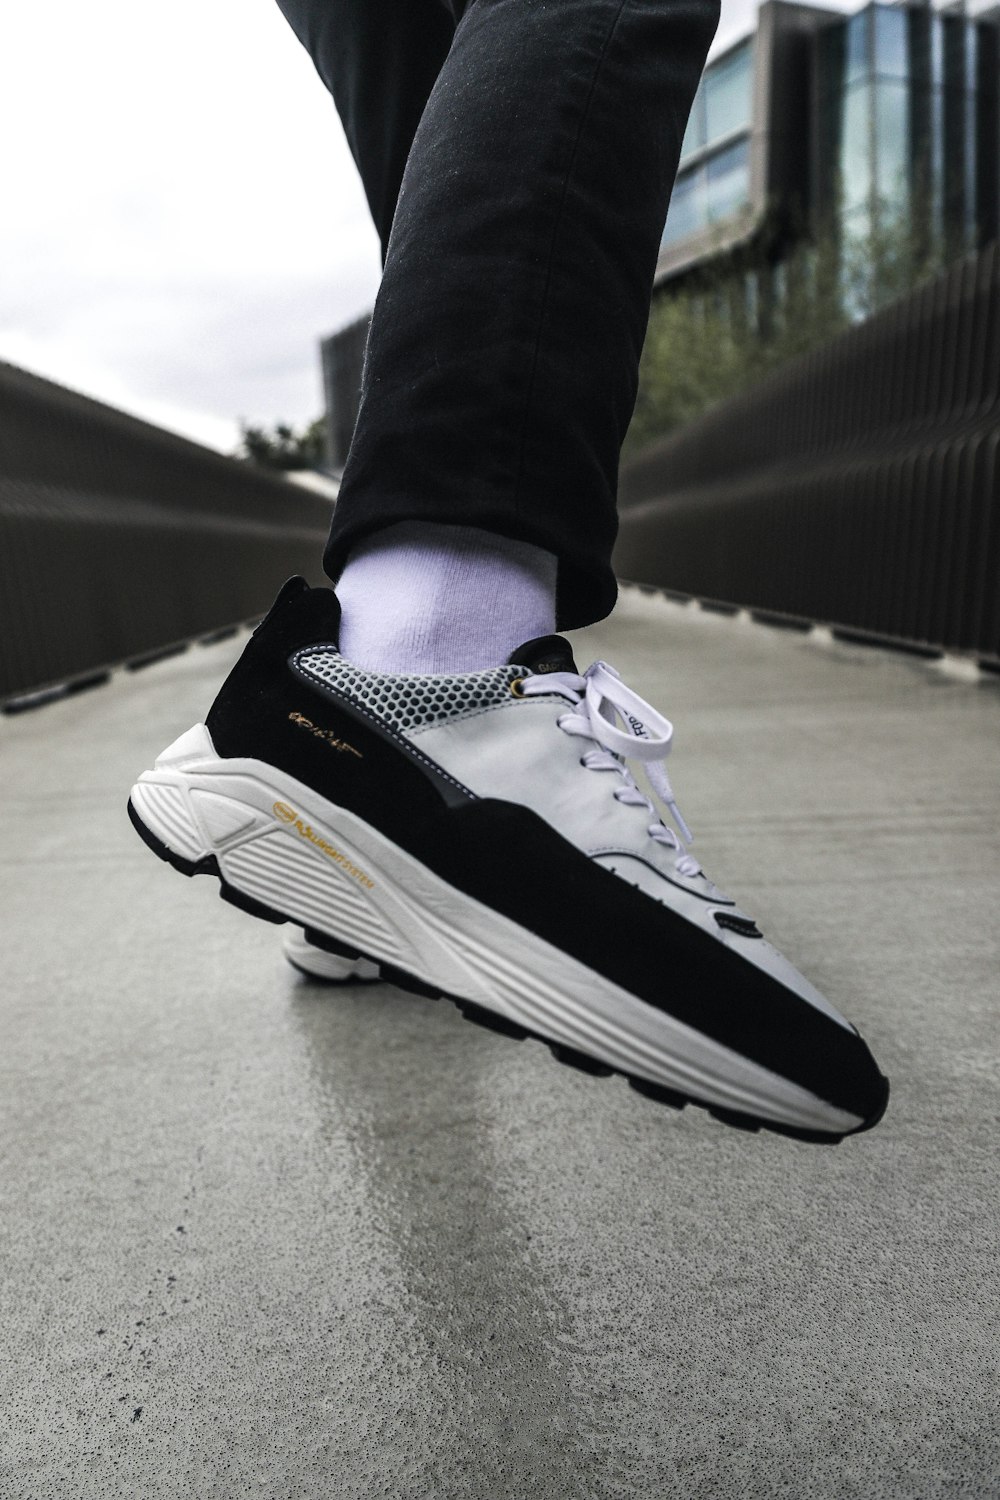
[[204, 580, 450, 841]]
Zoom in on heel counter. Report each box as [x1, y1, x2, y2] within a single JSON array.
[[254, 576, 342, 651], [206, 576, 342, 753]]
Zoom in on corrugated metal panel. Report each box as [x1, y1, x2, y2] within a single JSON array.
[[0, 363, 331, 702], [616, 243, 1000, 662]]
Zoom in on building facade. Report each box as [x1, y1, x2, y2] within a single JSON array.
[[322, 0, 1000, 467], [656, 0, 1000, 287]]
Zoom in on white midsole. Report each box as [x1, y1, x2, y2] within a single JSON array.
[[131, 723, 861, 1134]]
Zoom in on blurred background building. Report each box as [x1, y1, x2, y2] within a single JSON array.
[[321, 0, 1000, 470], [658, 0, 999, 280], [614, 0, 1000, 664]]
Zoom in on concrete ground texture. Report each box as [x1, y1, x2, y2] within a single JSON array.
[[2, 586, 998, 1499]]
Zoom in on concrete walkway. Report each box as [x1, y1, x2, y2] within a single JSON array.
[[3, 587, 998, 1499]]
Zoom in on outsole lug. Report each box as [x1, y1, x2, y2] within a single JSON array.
[[302, 926, 365, 962], [708, 1105, 761, 1133], [126, 798, 219, 879], [549, 1042, 615, 1077], [760, 1120, 844, 1146], [218, 881, 287, 925], [127, 797, 876, 1145], [627, 1075, 689, 1111], [380, 963, 442, 1000], [456, 999, 530, 1041], [126, 643, 189, 671]]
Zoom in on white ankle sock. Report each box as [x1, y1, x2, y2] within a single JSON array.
[[334, 521, 558, 674]]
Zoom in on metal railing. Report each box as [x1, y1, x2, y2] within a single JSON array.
[[0, 363, 333, 704], [616, 242, 1000, 664]]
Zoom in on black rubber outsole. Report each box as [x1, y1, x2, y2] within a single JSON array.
[[127, 797, 889, 1144]]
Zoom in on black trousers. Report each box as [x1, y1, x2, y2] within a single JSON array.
[[275, 0, 718, 629]]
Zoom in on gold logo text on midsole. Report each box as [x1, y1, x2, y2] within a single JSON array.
[[272, 801, 375, 889], [288, 712, 362, 757]]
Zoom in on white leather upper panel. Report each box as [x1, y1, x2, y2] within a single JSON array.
[[407, 696, 854, 1030], [407, 696, 727, 904]]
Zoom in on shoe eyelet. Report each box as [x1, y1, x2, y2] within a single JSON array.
[[509, 677, 526, 697]]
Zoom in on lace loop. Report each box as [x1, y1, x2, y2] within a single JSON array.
[[520, 661, 699, 875]]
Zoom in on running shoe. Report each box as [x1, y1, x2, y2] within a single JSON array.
[[128, 577, 889, 1141]]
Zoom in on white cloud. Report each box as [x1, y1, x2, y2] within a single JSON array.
[[0, 0, 381, 449], [0, 0, 862, 452], [0, 328, 240, 452]]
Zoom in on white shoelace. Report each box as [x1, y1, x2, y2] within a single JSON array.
[[520, 661, 700, 877]]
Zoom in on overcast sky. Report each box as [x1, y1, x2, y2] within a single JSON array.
[[1, 0, 854, 454]]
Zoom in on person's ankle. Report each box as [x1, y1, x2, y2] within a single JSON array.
[[334, 521, 557, 674]]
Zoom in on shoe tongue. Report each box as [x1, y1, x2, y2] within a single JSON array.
[[507, 634, 579, 677]]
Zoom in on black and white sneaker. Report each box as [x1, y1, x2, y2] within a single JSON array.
[[283, 928, 380, 983], [128, 577, 889, 1142]]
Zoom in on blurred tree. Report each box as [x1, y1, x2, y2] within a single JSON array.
[[235, 417, 327, 470], [625, 196, 946, 458]]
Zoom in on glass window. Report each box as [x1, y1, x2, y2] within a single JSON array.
[[841, 81, 873, 215], [873, 81, 909, 216], [930, 12, 944, 89], [930, 83, 944, 230], [967, 24, 979, 95], [681, 89, 706, 161], [704, 42, 753, 144], [706, 137, 751, 222], [845, 9, 871, 87], [873, 6, 907, 81], [661, 167, 705, 246], [965, 90, 976, 246]]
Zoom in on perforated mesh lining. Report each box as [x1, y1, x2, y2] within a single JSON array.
[[292, 648, 524, 733]]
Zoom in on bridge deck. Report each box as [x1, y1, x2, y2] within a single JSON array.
[[3, 586, 998, 1497]]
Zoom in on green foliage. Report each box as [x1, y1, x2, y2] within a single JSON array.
[[625, 199, 948, 458], [235, 417, 327, 471]]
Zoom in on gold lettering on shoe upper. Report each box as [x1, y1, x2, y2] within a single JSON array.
[[287, 711, 362, 757], [271, 801, 375, 889]]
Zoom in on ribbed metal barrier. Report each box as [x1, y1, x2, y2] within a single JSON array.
[[616, 243, 1000, 664], [0, 363, 334, 704]]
